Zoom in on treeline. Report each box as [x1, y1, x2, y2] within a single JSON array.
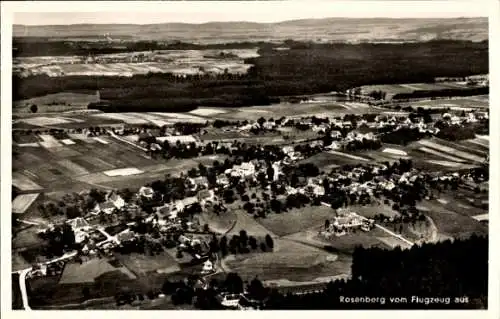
[[392, 86, 489, 100], [13, 39, 276, 57]]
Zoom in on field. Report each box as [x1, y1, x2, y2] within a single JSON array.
[[416, 199, 488, 239], [12, 193, 41, 214], [12, 131, 210, 193], [58, 259, 137, 284], [13, 92, 99, 113], [222, 239, 353, 282], [14, 49, 259, 78], [115, 252, 180, 276], [257, 205, 335, 237], [408, 95, 489, 110]]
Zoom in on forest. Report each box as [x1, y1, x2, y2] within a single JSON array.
[[13, 40, 488, 113]]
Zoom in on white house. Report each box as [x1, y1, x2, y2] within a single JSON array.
[[202, 259, 214, 274], [139, 186, 154, 199]]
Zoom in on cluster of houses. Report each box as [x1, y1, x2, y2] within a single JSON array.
[[323, 211, 375, 237]]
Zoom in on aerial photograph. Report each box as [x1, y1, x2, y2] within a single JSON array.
[[8, 1, 490, 311]]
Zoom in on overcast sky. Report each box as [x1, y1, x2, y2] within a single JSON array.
[[11, 1, 488, 25]]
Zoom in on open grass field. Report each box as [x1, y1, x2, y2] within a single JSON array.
[[417, 139, 485, 163], [225, 208, 276, 238], [197, 210, 237, 234], [223, 239, 352, 282], [417, 200, 488, 240], [13, 92, 99, 113], [408, 96, 489, 110], [59, 259, 137, 285], [257, 205, 335, 237], [115, 252, 180, 276]]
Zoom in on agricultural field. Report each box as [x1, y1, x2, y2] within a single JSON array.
[[115, 252, 180, 276], [13, 92, 99, 113], [222, 238, 353, 282], [416, 200, 488, 240], [257, 205, 335, 237], [360, 82, 475, 100], [14, 48, 259, 78], [408, 95, 489, 110], [12, 193, 41, 214], [58, 259, 137, 285]]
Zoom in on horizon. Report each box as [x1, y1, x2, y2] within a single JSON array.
[[10, 1, 490, 26], [12, 16, 487, 27]]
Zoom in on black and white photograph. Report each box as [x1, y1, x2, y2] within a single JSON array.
[[1, 0, 498, 314]]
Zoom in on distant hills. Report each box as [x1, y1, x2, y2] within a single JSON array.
[[13, 17, 488, 43]]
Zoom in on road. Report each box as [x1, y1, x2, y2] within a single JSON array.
[[16, 251, 78, 311]]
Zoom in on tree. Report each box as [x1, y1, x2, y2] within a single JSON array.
[[249, 236, 258, 250], [247, 277, 267, 301], [325, 219, 331, 230], [265, 234, 274, 249], [224, 273, 244, 294], [30, 104, 38, 113]]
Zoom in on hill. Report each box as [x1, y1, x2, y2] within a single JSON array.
[[13, 17, 488, 43]]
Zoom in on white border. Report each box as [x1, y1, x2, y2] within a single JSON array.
[[1, 1, 499, 319]]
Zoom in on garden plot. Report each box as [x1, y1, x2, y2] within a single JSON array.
[[12, 173, 43, 191], [60, 139, 76, 145], [39, 134, 63, 148], [45, 146, 82, 158], [77, 156, 116, 171], [418, 147, 466, 162], [12, 193, 40, 214], [17, 143, 40, 147], [103, 167, 144, 177], [93, 137, 110, 145], [91, 113, 148, 124], [116, 252, 180, 276], [20, 116, 74, 126], [382, 148, 408, 156], [56, 159, 90, 176], [425, 160, 461, 168], [327, 150, 370, 162], [418, 139, 485, 163]]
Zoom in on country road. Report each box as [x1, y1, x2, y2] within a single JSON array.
[[15, 251, 78, 311]]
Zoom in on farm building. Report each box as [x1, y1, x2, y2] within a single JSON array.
[[93, 192, 125, 215]]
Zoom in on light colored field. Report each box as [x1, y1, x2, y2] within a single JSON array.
[[39, 134, 63, 148], [68, 133, 96, 143], [418, 139, 485, 162], [60, 139, 75, 145], [149, 119, 171, 127], [426, 160, 461, 167], [239, 109, 270, 114], [80, 156, 116, 170], [12, 173, 43, 191], [327, 150, 370, 161], [419, 147, 466, 162], [123, 135, 140, 143], [20, 117, 72, 126], [91, 113, 148, 124], [18, 143, 40, 147], [152, 112, 206, 122], [437, 198, 449, 205], [465, 138, 489, 149], [189, 108, 227, 116], [400, 83, 425, 91], [57, 159, 90, 175], [58, 259, 136, 284], [12, 193, 40, 214], [103, 167, 144, 177], [382, 148, 408, 156], [93, 137, 109, 145], [472, 214, 488, 221]]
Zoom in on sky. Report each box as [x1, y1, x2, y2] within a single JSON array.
[[10, 1, 489, 25]]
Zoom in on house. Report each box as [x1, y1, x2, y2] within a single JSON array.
[[139, 186, 154, 199], [217, 293, 242, 308], [174, 196, 199, 212], [198, 189, 215, 204], [93, 192, 125, 215], [201, 259, 214, 274]]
